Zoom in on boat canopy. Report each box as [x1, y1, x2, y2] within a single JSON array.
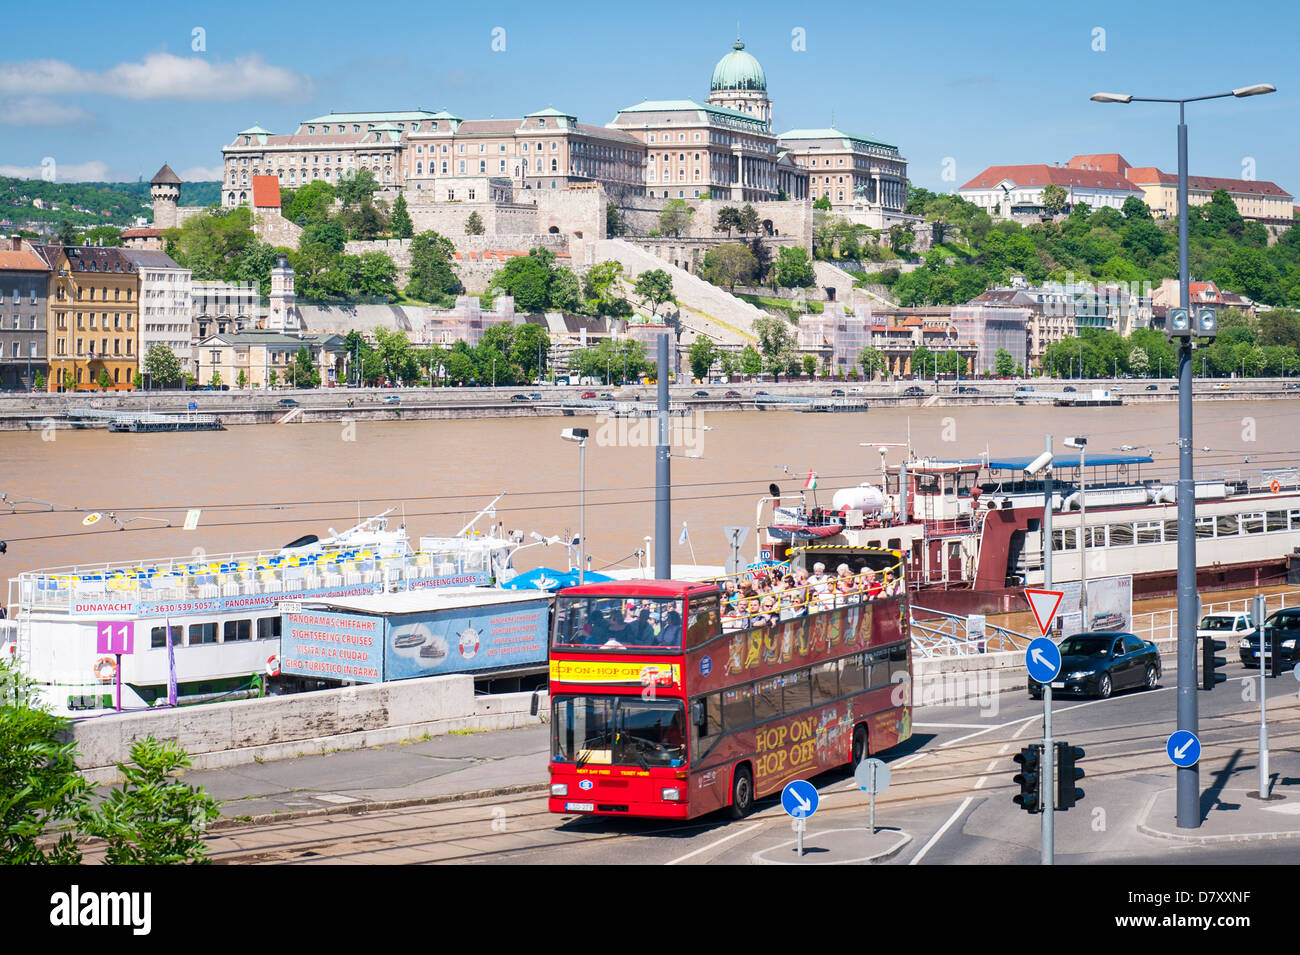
[[984, 452, 1153, 470]]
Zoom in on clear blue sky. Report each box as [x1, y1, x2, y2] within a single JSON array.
[[2, 0, 1296, 193]]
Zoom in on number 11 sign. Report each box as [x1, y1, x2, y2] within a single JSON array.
[[96, 621, 134, 655]]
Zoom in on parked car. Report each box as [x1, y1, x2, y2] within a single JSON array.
[[509, 393, 530, 402], [277, 398, 300, 408], [1239, 608, 1300, 669], [692, 390, 710, 398], [830, 388, 845, 397], [1171, 384, 1179, 391], [956, 385, 981, 394], [598, 392, 613, 399], [755, 390, 770, 396], [1214, 383, 1230, 390], [724, 390, 742, 399], [528, 392, 543, 401], [850, 386, 864, 393], [580, 391, 597, 399], [1015, 385, 1035, 394], [382, 395, 401, 405], [1028, 632, 1161, 700], [902, 386, 926, 397], [1063, 385, 1077, 392], [1145, 384, 1159, 391], [1197, 611, 1257, 667]]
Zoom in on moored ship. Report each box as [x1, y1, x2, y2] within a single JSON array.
[[759, 451, 1300, 617]]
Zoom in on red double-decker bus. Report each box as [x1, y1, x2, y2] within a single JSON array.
[[547, 548, 912, 819]]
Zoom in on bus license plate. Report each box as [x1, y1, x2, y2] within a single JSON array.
[[565, 802, 595, 812]]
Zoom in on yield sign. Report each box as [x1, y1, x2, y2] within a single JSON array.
[[1025, 589, 1065, 637]]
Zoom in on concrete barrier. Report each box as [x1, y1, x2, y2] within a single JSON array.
[[67, 674, 550, 784]]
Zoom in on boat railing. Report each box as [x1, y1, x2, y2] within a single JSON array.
[[714, 561, 906, 633], [12, 544, 499, 614], [909, 605, 1028, 657]]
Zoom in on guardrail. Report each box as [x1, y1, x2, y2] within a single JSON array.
[[910, 604, 1029, 657], [1129, 588, 1300, 643]]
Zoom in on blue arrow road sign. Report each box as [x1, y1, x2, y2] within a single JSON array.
[[1025, 637, 1062, 684], [1166, 731, 1201, 768], [781, 780, 819, 819]]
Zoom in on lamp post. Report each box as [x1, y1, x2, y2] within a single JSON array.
[[561, 428, 589, 584], [1092, 81, 1275, 830], [1064, 436, 1088, 628]]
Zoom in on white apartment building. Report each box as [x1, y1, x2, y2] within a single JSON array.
[[120, 250, 193, 375]]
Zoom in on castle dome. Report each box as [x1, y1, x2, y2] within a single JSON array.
[[710, 40, 766, 92]]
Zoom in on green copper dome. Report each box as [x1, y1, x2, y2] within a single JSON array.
[[710, 40, 766, 92]]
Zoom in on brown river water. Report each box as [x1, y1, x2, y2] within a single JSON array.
[[0, 400, 1294, 587]]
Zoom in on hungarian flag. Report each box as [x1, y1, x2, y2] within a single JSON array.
[[804, 470, 818, 491]]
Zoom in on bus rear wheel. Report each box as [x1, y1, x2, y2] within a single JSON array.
[[729, 765, 755, 819], [852, 725, 868, 768]]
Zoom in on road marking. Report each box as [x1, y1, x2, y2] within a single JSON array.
[[665, 822, 761, 866], [942, 716, 1038, 747], [893, 752, 930, 769], [909, 796, 973, 865], [942, 685, 1181, 747], [997, 743, 1012, 755], [971, 759, 1001, 790], [914, 722, 993, 729]]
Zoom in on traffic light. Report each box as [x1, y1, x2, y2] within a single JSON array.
[[1201, 634, 1227, 690], [1013, 744, 1043, 814], [1056, 742, 1085, 811]]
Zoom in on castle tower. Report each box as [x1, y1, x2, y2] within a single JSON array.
[[150, 163, 182, 230], [707, 39, 771, 129], [268, 253, 300, 332]]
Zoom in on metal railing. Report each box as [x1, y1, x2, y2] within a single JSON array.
[[715, 562, 905, 633], [1130, 588, 1300, 644], [910, 604, 1030, 658]]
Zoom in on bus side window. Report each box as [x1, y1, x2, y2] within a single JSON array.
[[867, 649, 891, 689], [839, 653, 866, 692], [722, 686, 753, 731], [889, 643, 909, 684], [811, 661, 838, 705], [687, 596, 720, 649], [783, 669, 811, 712], [754, 678, 781, 721]]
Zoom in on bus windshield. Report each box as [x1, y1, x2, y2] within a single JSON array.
[[553, 596, 684, 651], [553, 696, 687, 768]]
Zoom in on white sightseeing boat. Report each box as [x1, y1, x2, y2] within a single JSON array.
[[758, 450, 1300, 617], [4, 505, 533, 716]]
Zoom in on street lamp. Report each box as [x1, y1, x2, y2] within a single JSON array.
[[561, 427, 589, 583], [1064, 436, 1088, 630], [1092, 80, 1275, 831]]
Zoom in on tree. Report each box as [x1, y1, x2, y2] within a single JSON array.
[[98, 368, 112, 391], [390, 193, 414, 238], [634, 269, 675, 317], [32, 372, 45, 390], [737, 204, 761, 236], [80, 736, 220, 865], [343, 198, 388, 240], [0, 656, 92, 864], [405, 230, 461, 303], [689, 337, 717, 380], [291, 346, 319, 388], [889, 224, 915, 257], [774, 246, 815, 289], [465, 211, 485, 236], [302, 220, 347, 254], [145, 344, 183, 387], [490, 254, 553, 313], [164, 206, 255, 282], [1041, 184, 1068, 215], [993, 348, 1015, 379], [718, 350, 738, 379], [699, 242, 757, 291], [858, 346, 886, 381], [511, 322, 551, 380], [752, 315, 796, 374], [658, 199, 693, 237], [583, 260, 625, 312], [605, 202, 623, 237], [715, 206, 742, 237], [336, 169, 379, 207], [813, 196, 832, 211], [802, 354, 817, 378], [82, 225, 123, 247], [911, 345, 936, 377], [282, 180, 336, 227], [208, 369, 222, 389], [56, 220, 79, 245], [739, 344, 763, 377], [1121, 196, 1153, 220], [235, 369, 248, 389], [1128, 346, 1150, 376]]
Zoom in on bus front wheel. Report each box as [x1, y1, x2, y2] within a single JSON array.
[[852, 725, 868, 768], [729, 765, 755, 819]]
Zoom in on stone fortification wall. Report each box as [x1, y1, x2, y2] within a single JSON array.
[[618, 196, 813, 249]]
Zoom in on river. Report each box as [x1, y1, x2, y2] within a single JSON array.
[[0, 400, 1291, 584]]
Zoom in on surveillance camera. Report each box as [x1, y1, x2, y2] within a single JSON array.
[[1063, 436, 1087, 449], [1024, 451, 1054, 476], [561, 427, 589, 443]]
